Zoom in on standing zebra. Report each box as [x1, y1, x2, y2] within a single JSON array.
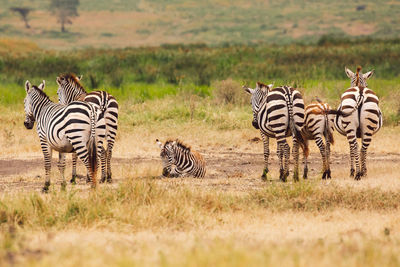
[[244, 82, 308, 181], [156, 139, 206, 178], [56, 73, 118, 183], [334, 67, 382, 180], [301, 100, 336, 179], [23, 81, 105, 191]]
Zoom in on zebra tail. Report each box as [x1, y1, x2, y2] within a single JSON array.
[[88, 108, 97, 187], [324, 111, 334, 146], [327, 109, 355, 117], [286, 95, 309, 157]]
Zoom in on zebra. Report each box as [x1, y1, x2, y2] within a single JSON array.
[[301, 100, 336, 179], [23, 80, 105, 191], [156, 139, 206, 178], [243, 82, 308, 182], [56, 73, 118, 183], [334, 66, 382, 180]]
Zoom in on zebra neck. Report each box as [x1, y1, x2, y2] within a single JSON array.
[[32, 95, 53, 119]]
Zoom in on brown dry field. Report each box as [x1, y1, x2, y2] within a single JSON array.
[[1, 113, 400, 265]]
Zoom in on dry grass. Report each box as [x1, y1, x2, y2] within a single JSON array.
[[1, 92, 400, 266]]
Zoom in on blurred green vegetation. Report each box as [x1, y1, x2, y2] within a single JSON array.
[[1, 38, 400, 87], [1, 39, 399, 126]]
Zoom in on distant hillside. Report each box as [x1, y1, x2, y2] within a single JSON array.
[[0, 0, 399, 49]]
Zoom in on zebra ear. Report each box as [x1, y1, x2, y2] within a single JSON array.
[[25, 80, 31, 93], [156, 139, 163, 149], [345, 67, 354, 78], [243, 86, 254, 94], [38, 80, 45, 91], [267, 83, 274, 90], [77, 75, 83, 81], [363, 70, 374, 80]]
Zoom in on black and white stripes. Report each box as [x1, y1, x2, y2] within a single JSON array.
[[156, 139, 206, 178], [244, 82, 308, 181], [56, 73, 119, 183], [335, 67, 382, 179], [23, 80, 105, 191]]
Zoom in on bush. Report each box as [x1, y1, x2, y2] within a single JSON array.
[[212, 78, 247, 105]]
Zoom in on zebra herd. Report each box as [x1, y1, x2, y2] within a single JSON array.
[[24, 73, 118, 192], [244, 66, 382, 181], [23, 67, 382, 192]]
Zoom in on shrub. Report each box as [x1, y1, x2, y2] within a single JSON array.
[[212, 78, 247, 106]]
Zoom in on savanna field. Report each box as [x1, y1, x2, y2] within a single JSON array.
[[1, 0, 400, 265]]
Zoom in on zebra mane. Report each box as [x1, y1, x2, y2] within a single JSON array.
[[166, 139, 191, 152], [59, 73, 87, 93], [31, 85, 51, 101]]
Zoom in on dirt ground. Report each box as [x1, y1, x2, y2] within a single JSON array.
[[1, 145, 399, 193]]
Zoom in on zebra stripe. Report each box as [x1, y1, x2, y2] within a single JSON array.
[[301, 101, 336, 179], [56, 73, 118, 183], [24, 80, 105, 191], [156, 139, 206, 178], [244, 82, 308, 181], [335, 67, 383, 180]]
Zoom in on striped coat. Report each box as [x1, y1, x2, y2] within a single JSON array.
[[335, 67, 383, 179], [156, 139, 206, 178], [302, 101, 335, 179], [23, 81, 105, 191], [244, 82, 308, 181], [57, 73, 118, 183]]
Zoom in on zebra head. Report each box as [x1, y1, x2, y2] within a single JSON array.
[[56, 73, 84, 105], [345, 66, 374, 88], [156, 139, 176, 177], [24, 80, 45, 129], [243, 82, 273, 129]]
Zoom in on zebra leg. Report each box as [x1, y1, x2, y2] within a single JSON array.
[[347, 134, 361, 180], [292, 139, 299, 182], [277, 143, 284, 181], [325, 140, 331, 179], [315, 135, 327, 179], [106, 141, 114, 183], [284, 142, 290, 180], [58, 152, 67, 191], [347, 139, 355, 178], [40, 141, 52, 193], [277, 140, 287, 182], [260, 132, 270, 180], [360, 136, 371, 177], [303, 144, 308, 179], [99, 147, 107, 183], [70, 153, 78, 184]]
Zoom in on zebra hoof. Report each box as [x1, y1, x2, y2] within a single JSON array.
[[327, 169, 331, 179], [279, 169, 286, 182], [322, 171, 327, 180], [293, 172, 299, 182], [303, 168, 308, 179], [86, 175, 92, 184], [354, 172, 362, 180], [42, 181, 50, 193], [100, 177, 106, 184], [61, 181, 67, 191], [70, 176, 77, 184], [350, 168, 355, 178], [107, 174, 112, 183], [261, 168, 268, 181]]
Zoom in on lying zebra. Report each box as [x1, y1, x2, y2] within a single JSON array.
[[156, 139, 206, 178], [23, 80, 105, 191]]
